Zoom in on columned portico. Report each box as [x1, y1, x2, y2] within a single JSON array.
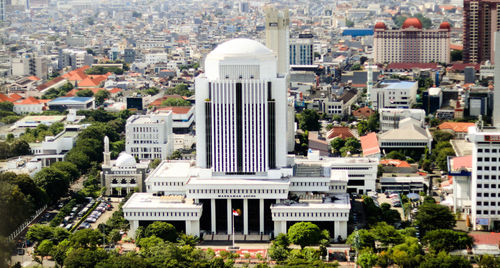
[[259, 199, 264, 233], [211, 199, 216, 233], [243, 199, 249, 235]]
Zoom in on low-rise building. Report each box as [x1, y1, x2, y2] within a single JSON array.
[[48, 97, 95, 111], [372, 81, 418, 110], [29, 129, 79, 167], [378, 118, 433, 154], [379, 108, 426, 132]]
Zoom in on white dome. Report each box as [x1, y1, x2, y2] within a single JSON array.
[[115, 152, 136, 167], [206, 38, 274, 60]]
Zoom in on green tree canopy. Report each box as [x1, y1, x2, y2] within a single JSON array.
[[144, 222, 178, 242], [297, 109, 320, 131], [33, 167, 70, 203], [94, 90, 110, 106], [161, 98, 191, 107], [288, 222, 322, 249], [422, 229, 473, 253], [415, 203, 456, 235], [69, 229, 103, 249], [76, 89, 94, 97], [51, 161, 80, 182]]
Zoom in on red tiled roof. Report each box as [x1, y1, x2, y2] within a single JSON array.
[[438, 122, 475, 133], [66, 88, 105, 97], [450, 63, 480, 71], [0, 93, 14, 102], [156, 106, 192, 114], [62, 66, 90, 81], [353, 106, 375, 118], [327, 127, 355, 140], [78, 75, 108, 87], [27, 76, 41, 81], [14, 96, 48, 105], [450, 44, 463, 50], [451, 155, 472, 171], [37, 76, 67, 91], [386, 63, 439, 70], [360, 132, 380, 156], [380, 159, 411, 168], [470, 232, 500, 245], [9, 93, 23, 101], [108, 88, 122, 94]]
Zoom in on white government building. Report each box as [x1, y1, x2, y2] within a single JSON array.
[[123, 39, 376, 240]]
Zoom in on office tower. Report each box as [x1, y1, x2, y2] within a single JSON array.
[[11, 53, 49, 79], [125, 112, 174, 161], [0, 0, 5, 21], [373, 19, 451, 64], [463, 0, 500, 63], [265, 6, 289, 75], [289, 33, 314, 65], [195, 38, 288, 173], [467, 32, 500, 231]]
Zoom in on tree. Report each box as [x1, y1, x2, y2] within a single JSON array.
[[297, 109, 320, 131], [435, 147, 455, 171], [351, 64, 362, 71], [96, 254, 148, 268], [384, 150, 406, 160], [422, 229, 473, 253], [344, 138, 361, 153], [76, 89, 94, 97], [357, 250, 378, 268], [108, 229, 122, 244], [287, 222, 322, 249], [419, 251, 472, 268], [0, 102, 13, 112], [367, 113, 379, 132], [95, 90, 110, 106], [26, 224, 56, 243], [346, 19, 354, 27], [0, 236, 14, 268], [64, 247, 109, 268], [35, 239, 53, 265], [161, 98, 191, 107], [33, 167, 70, 203], [451, 50, 463, 62], [357, 120, 368, 136], [69, 229, 102, 249], [0, 182, 31, 236], [371, 222, 404, 246], [11, 140, 31, 156], [51, 161, 80, 182], [144, 222, 178, 242], [66, 150, 91, 171], [415, 203, 456, 235], [177, 233, 200, 247], [330, 137, 345, 155], [433, 130, 454, 143]]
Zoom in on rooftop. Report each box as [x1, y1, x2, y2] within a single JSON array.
[[122, 192, 202, 210], [379, 81, 417, 90]]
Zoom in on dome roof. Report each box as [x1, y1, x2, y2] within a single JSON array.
[[402, 18, 423, 29], [115, 152, 136, 167], [206, 38, 274, 60], [374, 22, 386, 30], [439, 21, 451, 30]]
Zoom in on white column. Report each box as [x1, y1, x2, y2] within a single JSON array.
[[334, 221, 340, 240], [281, 221, 287, 234], [129, 220, 139, 238], [339, 221, 347, 240], [259, 199, 264, 234], [227, 199, 232, 234], [186, 220, 192, 235], [211, 199, 216, 234], [243, 199, 248, 235]]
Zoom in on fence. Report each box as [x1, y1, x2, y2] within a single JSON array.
[[8, 204, 47, 241]]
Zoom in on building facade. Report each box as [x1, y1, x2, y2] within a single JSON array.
[[463, 0, 500, 63], [372, 81, 418, 110], [125, 112, 174, 161], [373, 18, 451, 64], [290, 35, 313, 66], [265, 7, 289, 74], [123, 39, 355, 240]]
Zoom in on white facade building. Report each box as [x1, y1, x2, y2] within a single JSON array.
[[123, 39, 353, 240], [29, 130, 78, 167], [125, 112, 174, 161], [265, 7, 289, 75], [372, 81, 418, 110], [379, 108, 426, 132], [144, 53, 169, 65]]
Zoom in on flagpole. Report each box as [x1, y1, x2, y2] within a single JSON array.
[[232, 209, 235, 247]]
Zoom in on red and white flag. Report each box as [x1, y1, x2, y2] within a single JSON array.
[[232, 209, 240, 216]]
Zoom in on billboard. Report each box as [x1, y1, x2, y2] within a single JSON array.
[[476, 218, 490, 226]]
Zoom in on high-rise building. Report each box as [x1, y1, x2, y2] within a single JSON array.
[[123, 39, 365, 240], [265, 6, 289, 74], [463, 0, 500, 63], [289, 34, 314, 66], [373, 19, 451, 64], [11, 53, 48, 79], [466, 32, 500, 231], [195, 38, 288, 173], [125, 111, 174, 161], [0, 0, 5, 21]]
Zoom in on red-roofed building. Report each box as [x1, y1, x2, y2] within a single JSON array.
[[438, 122, 476, 139], [78, 75, 109, 88], [9, 93, 23, 102], [308, 131, 330, 156], [326, 126, 355, 140], [449, 63, 481, 72], [0, 93, 15, 103], [353, 107, 375, 119], [385, 63, 440, 72], [36, 77, 68, 92], [360, 132, 380, 158], [449, 155, 472, 214], [380, 159, 417, 173], [13, 97, 49, 114], [155, 106, 194, 134]]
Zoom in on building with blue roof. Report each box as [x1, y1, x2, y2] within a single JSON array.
[[48, 97, 95, 111], [371, 80, 418, 110], [341, 29, 374, 38]]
